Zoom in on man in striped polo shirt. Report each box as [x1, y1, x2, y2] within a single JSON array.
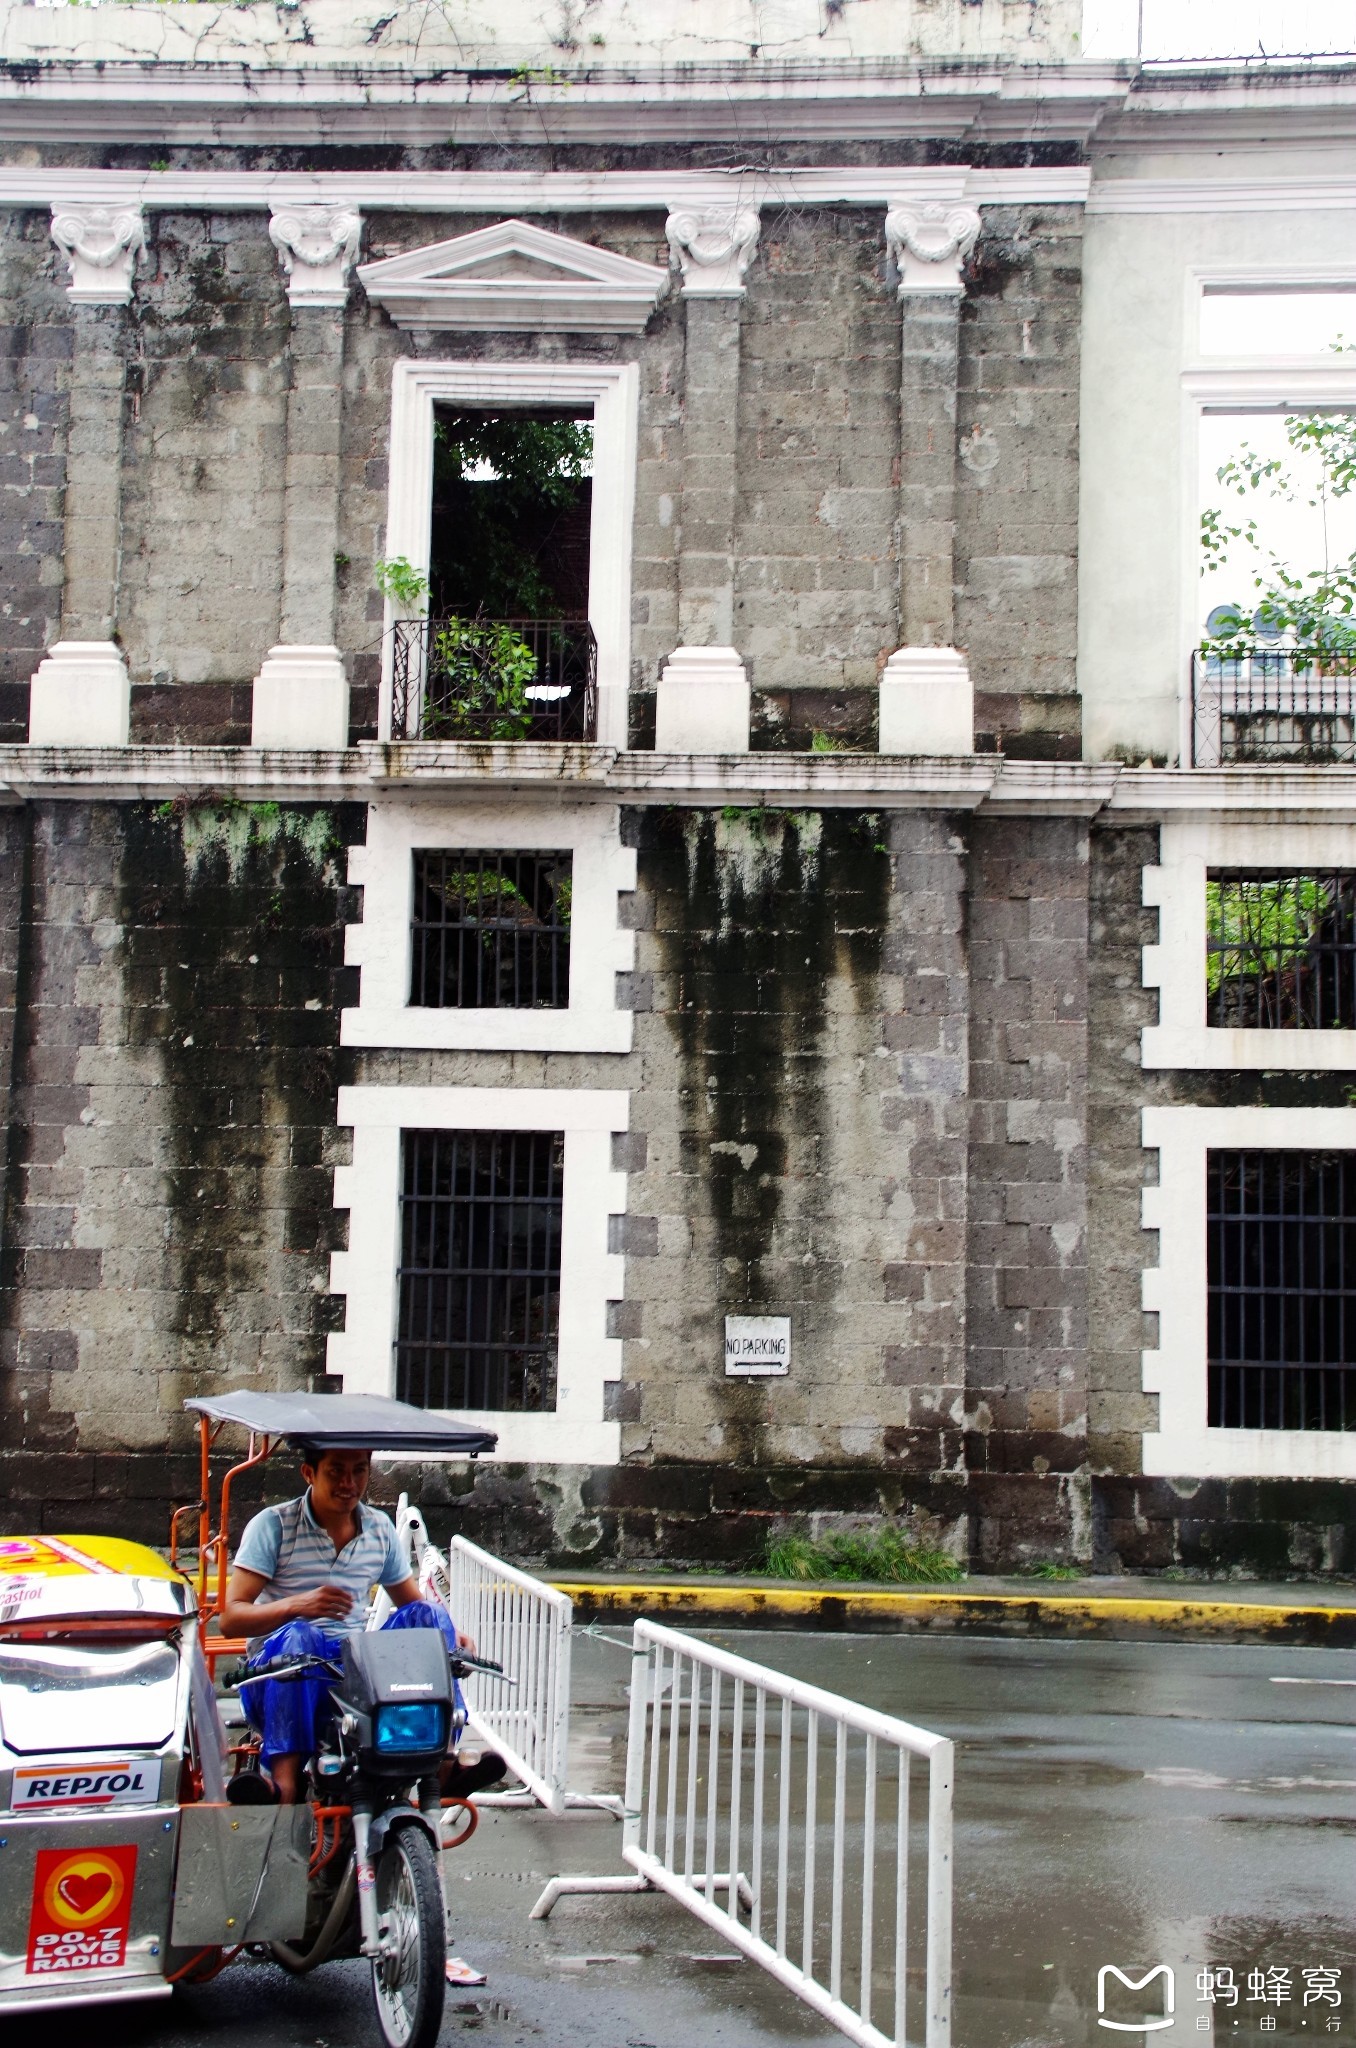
[[223, 1443, 501, 1804]]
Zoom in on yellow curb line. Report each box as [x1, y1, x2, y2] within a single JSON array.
[[547, 1581, 1353, 1637]]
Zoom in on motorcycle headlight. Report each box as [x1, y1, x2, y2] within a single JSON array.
[[373, 1701, 448, 1754]]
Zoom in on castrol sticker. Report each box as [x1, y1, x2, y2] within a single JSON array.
[[25, 1844, 137, 1975], [12, 1762, 159, 1811]]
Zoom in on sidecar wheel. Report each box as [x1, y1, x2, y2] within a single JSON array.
[[370, 1825, 446, 2048]]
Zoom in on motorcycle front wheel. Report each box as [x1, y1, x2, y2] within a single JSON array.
[[370, 1825, 446, 2048]]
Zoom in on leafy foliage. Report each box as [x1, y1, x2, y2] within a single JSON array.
[[434, 866, 571, 928], [374, 556, 431, 610], [763, 1527, 965, 1584], [431, 414, 593, 619], [1200, 364, 1356, 655], [1205, 874, 1330, 996], [423, 617, 538, 741]]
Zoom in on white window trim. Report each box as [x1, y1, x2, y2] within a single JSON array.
[[1142, 1104, 1356, 1480], [343, 799, 636, 1053], [1176, 266, 1356, 766], [328, 1085, 629, 1466], [1185, 265, 1356, 371], [379, 359, 639, 750], [1143, 817, 1356, 1069]]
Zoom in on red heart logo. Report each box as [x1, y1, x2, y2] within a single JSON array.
[[58, 1873, 113, 1917]]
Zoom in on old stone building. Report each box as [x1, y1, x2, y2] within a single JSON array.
[[0, 0, 1353, 1575]]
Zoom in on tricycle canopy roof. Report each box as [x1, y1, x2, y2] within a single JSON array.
[[185, 1391, 498, 1458]]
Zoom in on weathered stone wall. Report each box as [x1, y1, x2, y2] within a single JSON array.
[[957, 205, 1084, 758], [0, 800, 361, 1541], [1085, 822, 1356, 1575], [118, 213, 289, 738], [1, 185, 1085, 754], [2, 797, 1352, 1571], [0, 212, 69, 740], [965, 815, 1090, 1566], [735, 208, 899, 746]]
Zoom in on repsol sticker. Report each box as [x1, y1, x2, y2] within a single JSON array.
[[12, 1762, 159, 1810]]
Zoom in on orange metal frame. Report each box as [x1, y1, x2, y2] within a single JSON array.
[[169, 1411, 281, 1660]]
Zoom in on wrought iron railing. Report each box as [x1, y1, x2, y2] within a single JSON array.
[[1192, 644, 1356, 766], [390, 615, 598, 743]]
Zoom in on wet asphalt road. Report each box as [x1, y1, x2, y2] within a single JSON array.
[[9, 1629, 1352, 2048]]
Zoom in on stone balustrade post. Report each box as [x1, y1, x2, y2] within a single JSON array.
[[661, 204, 759, 749], [27, 204, 145, 746], [252, 206, 361, 749], [879, 199, 981, 756]]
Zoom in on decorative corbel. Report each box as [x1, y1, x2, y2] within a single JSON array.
[[49, 203, 146, 305], [268, 204, 363, 309], [884, 201, 981, 296], [665, 205, 761, 298]]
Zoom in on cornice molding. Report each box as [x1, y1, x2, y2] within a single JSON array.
[[6, 745, 1356, 823], [1088, 174, 1356, 215], [268, 203, 362, 308], [0, 58, 1131, 148], [356, 218, 667, 332], [665, 206, 761, 298], [0, 166, 1090, 216], [49, 201, 144, 304]]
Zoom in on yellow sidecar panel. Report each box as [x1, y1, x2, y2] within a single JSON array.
[[0, 1536, 193, 1626]]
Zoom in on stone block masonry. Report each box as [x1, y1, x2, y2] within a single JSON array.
[[957, 207, 1084, 759], [0, 800, 364, 1538], [966, 815, 1091, 1568], [0, 798, 1351, 1571], [118, 212, 289, 730], [0, 212, 71, 740]]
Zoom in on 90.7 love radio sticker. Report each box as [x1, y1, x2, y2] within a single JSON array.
[[25, 1844, 138, 1975]]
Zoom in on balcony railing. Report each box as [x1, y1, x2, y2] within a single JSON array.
[[1192, 644, 1356, 767], [390, 616, 598, 743]]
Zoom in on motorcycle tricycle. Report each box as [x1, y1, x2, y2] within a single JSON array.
[[0, 1390, 499, 2048]]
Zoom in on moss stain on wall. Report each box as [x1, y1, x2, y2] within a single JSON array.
[[115, 800, 360, 1441], [649, 807, 888, 1467]]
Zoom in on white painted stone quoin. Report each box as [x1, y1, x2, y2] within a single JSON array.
[[329, 1084, 629, 1467], [342, 800, 637, 1055]]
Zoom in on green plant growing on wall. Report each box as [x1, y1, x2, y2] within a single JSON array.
[[424, 615, 538, 741], [763, 1527, 965, 1585], [1201, 353, 1356, 656], [374, 556, 430, 610]]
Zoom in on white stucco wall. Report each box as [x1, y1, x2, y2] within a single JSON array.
[[1, 0, 1080, 67], [1078, 159, 1356, 765]]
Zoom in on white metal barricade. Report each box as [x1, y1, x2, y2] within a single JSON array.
[[443, 1532, 574, 1815], [533, 1619, 954, 2048], [371, 1499, 613, 1817]]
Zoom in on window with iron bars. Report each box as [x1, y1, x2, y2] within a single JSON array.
[[1208, 1150, 1356, 1431], [410, 850, 571, 1009], [1206, 870, 1356, 1028], [396, 1129, 563, 1413]]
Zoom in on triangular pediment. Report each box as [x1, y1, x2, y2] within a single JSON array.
[[357, 218, 668, 333]]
